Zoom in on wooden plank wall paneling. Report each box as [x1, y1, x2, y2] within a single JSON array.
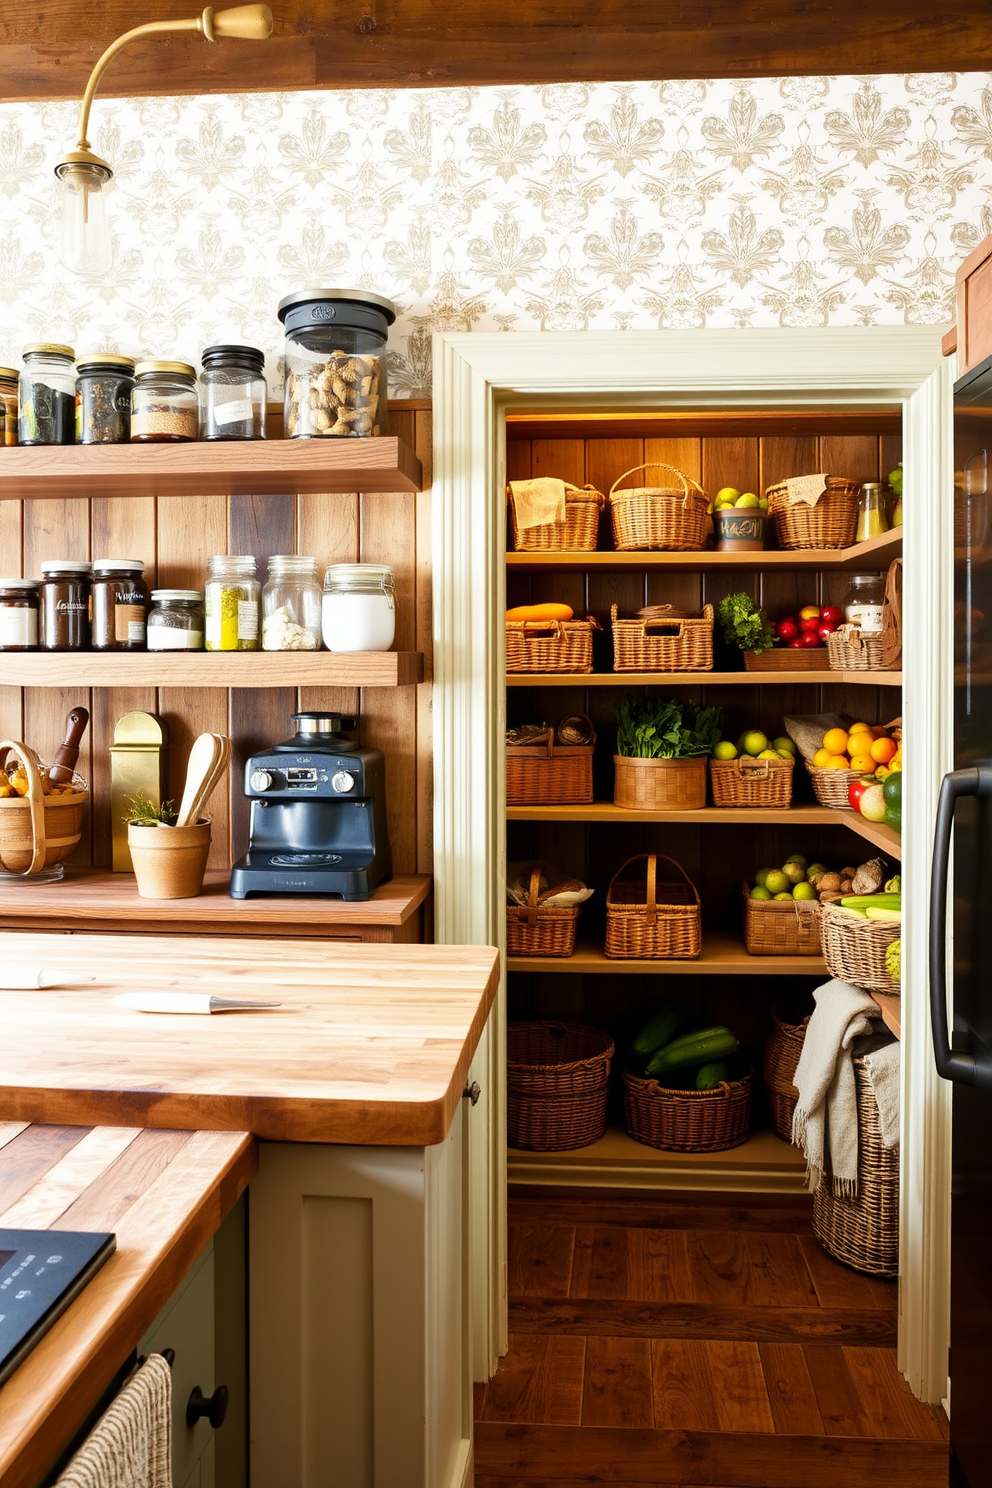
[[2, 401, 433, 879]]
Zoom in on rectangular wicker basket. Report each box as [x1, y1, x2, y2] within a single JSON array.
[[710, 755, 794, 808], [613, 755, 708, 810], [743, 883, 822, 956], [605, 853, 701, 960], [611, 603, 714, 672], [506, 617, 598, 674], [507, 721, 596, 806], [506, 865, 582, 958], [608, 463, 710, 553], [507, 482, 604, 553], [765, 476, 860, 550], [818, 901, 901, 995], [825, 626, 895, 672]]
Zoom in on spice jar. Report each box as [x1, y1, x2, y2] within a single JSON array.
[[0, 369, 17, 448], [39, 560, 92, 650], [262, 556, 321, 651], [76, 354, 135, 444], [131, 361, 198, 442], [0, 579, 39, 651], [855, 481, 889, 543], [842, 573, 885, 633], [200, 345, 266, 440], [91, 560, 150, 650], [147, 590, 204, 650], [205, 556, 259, 651], [278, 289, 395, 439], [322, 564, 396, 652], [19, 344, 76, 445]]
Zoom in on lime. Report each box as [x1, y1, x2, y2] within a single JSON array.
[[793, 882, 817, 901], [755, 867, 774, 887], [716, 487, 740, 505], [784, 853, 808, 868], [782, 861, 807, 885], [736, 492, 760, 508], [713, 740, 738, 760], [773, 736, 796, 757], [773, 891, 794, 901], [743, 730, 768, 756], [750, 885, 773, 900], [776, 749, 794, 760], [764, 869, 790, 895], [758, 748, 780, 760]]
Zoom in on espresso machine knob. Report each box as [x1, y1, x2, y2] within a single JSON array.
[[250, 769, 274, 793], [331, 771, 356, 794]]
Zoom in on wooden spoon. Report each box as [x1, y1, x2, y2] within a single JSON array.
[[176, 733, 223, 828], [178, 733, 232, 828]]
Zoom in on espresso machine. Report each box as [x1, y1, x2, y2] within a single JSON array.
[[229, 712, 392, 901]]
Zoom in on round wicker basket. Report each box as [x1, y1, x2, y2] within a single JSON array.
[[812, 1055, 899, 1276], [508, 1021, 614, 1151], [623, 1069, 753, 1152], [0, 741, 88, 875], [762, 1009, 811, 1141]]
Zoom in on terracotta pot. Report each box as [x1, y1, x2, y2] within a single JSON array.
[[127, 819, 211, 899]]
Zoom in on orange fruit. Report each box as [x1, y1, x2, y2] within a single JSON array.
[[870, 736, 897, 765], [822, 728, 849, 756], [849, 753, 874, 773], [813, 747, 832, 769], [849, 721, 873, 735], [825, 754, 851, 770]]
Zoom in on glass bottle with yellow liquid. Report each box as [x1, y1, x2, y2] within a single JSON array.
[[856, 481, 890, 543]]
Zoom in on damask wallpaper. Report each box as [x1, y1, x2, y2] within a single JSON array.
[[2, 73, 991, 394]]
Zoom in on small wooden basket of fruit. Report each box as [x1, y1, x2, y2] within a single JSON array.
[[745, 603, 845, 670], [0, 741, 88, 875]]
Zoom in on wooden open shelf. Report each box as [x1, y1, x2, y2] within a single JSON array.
[[871, 991, 902, 1039], [0, 651, 424, 688], [0, 436, 423, 499], [834, 809, 901, 858], [508, 669, 902, 687], [507, 933, 826, 976], [507, 527, 902, 573], [505, 409, 902, 440]]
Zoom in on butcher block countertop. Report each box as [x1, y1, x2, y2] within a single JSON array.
[[0, 932, 500, 1146], [0, 1120, 255, 1488]]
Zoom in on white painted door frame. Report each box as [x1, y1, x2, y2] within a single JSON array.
[[432, 327, 952, 1397]]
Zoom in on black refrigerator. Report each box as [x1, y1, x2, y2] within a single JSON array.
[[931, 350, 992, 1488]]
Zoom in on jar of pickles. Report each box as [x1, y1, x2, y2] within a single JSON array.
[[131, 361, 199, 442], [0, 369, 17, 447], [205, 556, 259, 651], [199, 345, 266, 440], [76, 354, 135, 444], [278, 289, 394, 439], [19, 344, 76, 445]]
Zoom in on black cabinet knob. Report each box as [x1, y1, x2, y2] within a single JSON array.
[[186, 1384, 229, 1430], [463, 1081, 481, 1106]]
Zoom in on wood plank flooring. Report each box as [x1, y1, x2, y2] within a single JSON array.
[[475, 1190, 948, 1487]]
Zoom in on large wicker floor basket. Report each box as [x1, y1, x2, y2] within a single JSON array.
[[507, 482, 604, 553], [605, 853, 701, 959], [507, 719, 595, 806], [813, 1055, 899, 1276], [710, 755, 794, 808], [762, 1009, 810, 1141], [609, 463, 710, 552], [506, 866, 582, 958], [611, 603, 714, 672], [506, 617, 598, 673], [765, 477, 860, 550], [744, 885, 821, 957], [508, 1021, 614, 1151], [819, 902, 901, 995], [623, 1069, 752, 1152]]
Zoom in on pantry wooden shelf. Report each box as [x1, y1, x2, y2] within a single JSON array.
[[0, 651, 424, 688], [506, 527, 902, 572], [506, 933, 826, 976], [835, 809, 902, 858], [0, 436, 423, 499], [507, 670, 903, 687], [871, 991, 902, 1039]]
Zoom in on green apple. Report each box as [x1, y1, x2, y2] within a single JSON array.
[[716, 487, 740, 505], [773, 736, 796, 757], [793, 881, 817, 901], [773, 891, 795, 901], [758, 748, 780, 759], [782, 861, 807, 885], [743, 730, 768, 756], [755, 867, 774, 887], [764, 869, 790, 895], [750, 885, 773, 900], [784, 853, 808, 868], [713, 740, 738, 760], [736, 492, 760, 508]]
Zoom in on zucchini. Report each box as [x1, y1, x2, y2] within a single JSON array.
[[695, 1062, 730, 1090], [839, 894, 901, 911], [646, 1026, 739, 1077], [865, 906, 901, 921], [631, 1003, 685, 1058]]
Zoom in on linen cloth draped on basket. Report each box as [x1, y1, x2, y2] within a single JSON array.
[[57, 1352, 171, 1488], [792, 978, 900, 1198]]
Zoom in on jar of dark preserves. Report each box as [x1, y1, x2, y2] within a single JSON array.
[[91, 559, 150, 650], [39, 560, 92, 650], [19, 344, 75, 445], [76, 354, 135, 444], [0, 579, 39, 651]]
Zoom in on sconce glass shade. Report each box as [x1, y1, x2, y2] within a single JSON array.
[[56, 160, 113, 276]]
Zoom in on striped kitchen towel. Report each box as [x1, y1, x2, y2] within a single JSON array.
[[57, 1352, 171, 1488]]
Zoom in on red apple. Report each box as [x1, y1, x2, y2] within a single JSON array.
[[799, 604, 821, 622], [798, 615, 820, 633], [801, 630, 821, 647], [788, 636, 806, 648], [818, 621, 838, 640], [777, 620, 799, 642], [820, 605, 843, 625], [849, 776, 875, 811]]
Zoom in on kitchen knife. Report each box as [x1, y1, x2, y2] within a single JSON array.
[[113, 992, 283, 1014]]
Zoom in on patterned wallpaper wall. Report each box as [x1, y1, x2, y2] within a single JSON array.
[[2, 73, 991, 394]]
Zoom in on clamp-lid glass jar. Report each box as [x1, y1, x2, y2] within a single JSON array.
[[262, 555, 321, 650], [76, 354, 135, 444], [199, 344, 266, 441], [131, 360, 198, 443], [0, 579, 39, 651], [0, 368, 17, 448], [205, 555, 259, 651], [322, 563, 395, 652], [91, 559, 150, 650], [19, 344, 76, 445], [39, 560, 91, 650], [278, 289, 395, 439], [147, 590, 204, 650], [842, 572, 885, 633]]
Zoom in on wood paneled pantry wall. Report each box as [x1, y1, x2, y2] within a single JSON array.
[[0, 401, 433, 880]]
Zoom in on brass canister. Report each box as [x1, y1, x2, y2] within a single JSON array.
[[110, 711, 169, 872]]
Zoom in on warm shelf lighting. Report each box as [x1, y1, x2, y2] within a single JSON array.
[[55, 4, 273, 276]]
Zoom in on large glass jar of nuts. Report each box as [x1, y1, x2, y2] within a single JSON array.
[[277, 289, 395, 439], [131, 360, 199, 442]]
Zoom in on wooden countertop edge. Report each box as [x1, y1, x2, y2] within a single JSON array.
[[0, 1131, 257, 1488]]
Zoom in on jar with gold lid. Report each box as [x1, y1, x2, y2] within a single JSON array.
[[76, 353, 135, 444], [0, 368, 17, 448], [19, 344, 75, 445], [130, 360, 199, 443]]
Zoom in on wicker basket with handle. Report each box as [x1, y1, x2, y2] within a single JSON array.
[[508, 1020, 614, 1151], [507, 482, 604, 553], [506, 866, 582, 958], [609, 463, 710, 552], [813, 1054, 899, 1275], [605, 853, 701, 960], [818, 901, 900, 995], [744, 883, 822, 957], [806, 760, 864, 810], [506, 616, 598, 674], [0, 741, 88, 875], [610, 602, 714, 672], [623, 1068, 752, 1152], [762, 1008, 811, 1141], [710, 754, 794, 808], [613, 755, 708, 810], [825, 625, 893, 673], [507, 717, 596, 806], [765, 476, 860, 550]]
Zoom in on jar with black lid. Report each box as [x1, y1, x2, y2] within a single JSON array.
[[19, 344, 75, 445], [91, 560, 150, 650], [200, 345, 266, 440], [0, 368, 17, 448], [278, 289, 395, 439], [39, 560, 92, 650], [0, 579, 39, 651], [76, 354, 135, 444]]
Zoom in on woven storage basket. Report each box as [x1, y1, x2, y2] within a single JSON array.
[[806, 760, 864, 810], [766, 477, 860, 550], [506, 866, 582, 959], [614, 755, 708, 810], [762, 1010, 811, 1142], [508, 1021, 614, 1151], [710, 755, 794, 808], [609, 463, 710, 553], [744, 883, 822, 957], [819, 902, 901, 995], [0, 741, 88, 875], [507, 482, 604, 553], [507, 718, 596, 806], [605, 853, 701, 960], [610, 603, 714, 673], [826, 625, 893, 673], [623, 1068, 752, 1152], [506, 616, 598, 674], [813, 1054, 899, 1276]]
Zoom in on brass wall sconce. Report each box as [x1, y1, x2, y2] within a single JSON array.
[[55, 4, 273, 276]]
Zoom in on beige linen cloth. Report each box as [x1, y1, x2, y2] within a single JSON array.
[[57, 1353, 171, 1488], [508, 477, 567, 530]]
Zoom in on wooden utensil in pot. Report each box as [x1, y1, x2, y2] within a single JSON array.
[[48, 707, 90, 785]]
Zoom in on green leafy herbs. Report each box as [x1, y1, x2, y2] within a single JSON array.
[[717, 592, 775, 654], [123, 794, 178, 827], [615, 697, 725, 759], [888, 463, 903, 498]]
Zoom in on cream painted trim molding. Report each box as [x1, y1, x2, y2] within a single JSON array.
[[432, 327, 950, 1397]]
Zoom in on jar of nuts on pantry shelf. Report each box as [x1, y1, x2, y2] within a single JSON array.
[[131, 360, 198, 442], [277, 288, 395, 438]]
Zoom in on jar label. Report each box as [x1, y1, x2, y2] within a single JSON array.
[[148, 628, 203, 650], [213, 398, 254, 426], [237, 600, 258, 640], [114, 605, 146, 643], [0, 608, 37, 647], [847, 604, 884, 632]]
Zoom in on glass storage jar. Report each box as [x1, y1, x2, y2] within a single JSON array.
[[205, 555, 259, 651], [19, 344, 76, 445], [147, 590, 204, 650], [131, 360, 198, 442], [199, 344, 266, 440], [0, 369, 17, 448], [91, 560, 150, 650], [842, 573, 885, 633], [322, 563, 395, 652], [277, 289, 395, 439], [855, 481, 889, 543], [262, 556, 321, 650], [76, 354, 135, 444], [39, 560, 91, 650], [0, 579, 39, 651]]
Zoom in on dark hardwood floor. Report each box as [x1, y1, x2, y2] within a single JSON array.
[[475, 1188, 948, 1487]]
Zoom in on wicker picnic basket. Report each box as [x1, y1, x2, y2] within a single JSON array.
[[609, 463, 710, 552], [813, 1054, 899, 1275], [762, 1008, 811, 1142], [806, 760, 863, 810], [613, 755, 708, 810], [0, 741, 88, 875], [507, 482, 605, 553], [818, 901, 900, 995], [508, 1020, 614, 1150], [611, 603, 714, 672], [765, 476, 860, 550], [507, 717, 596, 806], [710, 754, 794, 808], [605, 853, 701, 960], [744, 883, 822, 957], [506, 866, 583, 958], [825, 625, 891, 673], [623, 1068, 753, 1152], [506, 616, 598, 674]]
